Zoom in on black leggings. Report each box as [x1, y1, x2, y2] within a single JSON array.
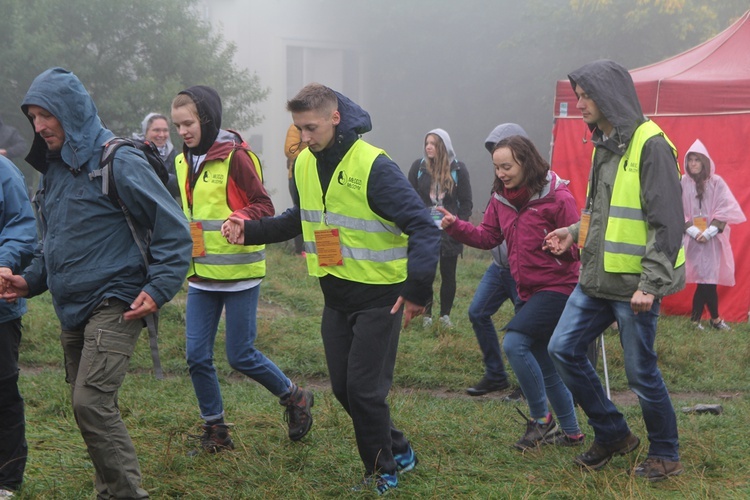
[[691, 283, 719, 321], [425, 253, 458, 317]]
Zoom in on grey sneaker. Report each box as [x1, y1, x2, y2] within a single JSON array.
[[710, 319, 731, 330], [544, 429, 585, 446], [439, 315, 453, 328], [466, 377, 510, 396], [513, 408, 558, 451], [633, 457, 684, 481], [422, 316, 433, 328], [502, 387, 524, 402]]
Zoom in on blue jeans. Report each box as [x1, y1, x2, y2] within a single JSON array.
[[504, 331, 580, 435], [548, 285, 679, 460], [186, 285, 291, 421], [468, 263, 517, 382]]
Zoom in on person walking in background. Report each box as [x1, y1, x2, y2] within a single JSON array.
[[284, 123, 307, 255], [681, 139, 745, 330], [465, 123, 524, 398], [136, 112, 180, 201], [408, 128, 472, 329], [0, 116, 27, 165], [222, 83, 440, 494], [545, 60, 685, 481], [0, 155, 37, 498], [3, 67, 192, 499], [439, 134, 584, 451], [171, 86, 313, 454]]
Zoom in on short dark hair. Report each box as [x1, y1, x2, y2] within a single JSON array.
[[492, 135, 549, 195], [287, 83, 338, 114]]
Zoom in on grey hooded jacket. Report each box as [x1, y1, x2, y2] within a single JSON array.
[[567, 60, 684, 300]]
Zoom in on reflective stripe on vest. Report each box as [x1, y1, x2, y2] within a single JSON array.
[[175, 150, 266, 280], [295, 140, 408, 284], [603, 120, 685, 273]]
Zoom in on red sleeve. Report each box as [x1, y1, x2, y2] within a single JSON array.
[[226, 149, 275, 220]]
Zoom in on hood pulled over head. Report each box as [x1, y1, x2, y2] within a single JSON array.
[[178, 85, 222, 155], [568, 59, 645, 145], [426, 128, 456, 163], [21, 67, 108, 173], [485, 123, 528, 154]]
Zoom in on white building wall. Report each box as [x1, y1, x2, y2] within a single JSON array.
[[199, 0, 363, 211]]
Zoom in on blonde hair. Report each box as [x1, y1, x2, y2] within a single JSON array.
[[171, 94, 200, 121], [425, 133, 455, 192]]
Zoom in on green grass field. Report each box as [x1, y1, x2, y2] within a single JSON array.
[[15, 244, 750, 498]]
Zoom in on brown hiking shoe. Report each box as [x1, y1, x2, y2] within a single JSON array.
[[193, 423, 235, 454], [574, 432, 640, 470], [280, 385, 314, 441], [633, 457, 684, 481]]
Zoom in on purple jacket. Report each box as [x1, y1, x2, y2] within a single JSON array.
[[446, 172, 580, 302]]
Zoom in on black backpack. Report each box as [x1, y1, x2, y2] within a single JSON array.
[[94, 137, 170, 204], [87, 137, 172, 380]]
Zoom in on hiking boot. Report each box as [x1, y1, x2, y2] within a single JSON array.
[[280, 385, 314, 441], [633, 457, 684, 482], [513, 408, 558, 451], [710, 319, 731, 330], [394, 444, 418, 473], [352, 473, 398, 495], [466, 377, 510, 396], [502, 387, 524, 402], [439, 315, 453, 328], [192, 423, 235, 454], [545, 429, 585, 447], [574, 432, 640, 470]]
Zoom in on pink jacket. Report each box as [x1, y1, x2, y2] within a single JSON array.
[[446, 172, 580, 302], [682, 139, 746, 286]]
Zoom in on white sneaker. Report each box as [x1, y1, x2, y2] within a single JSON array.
[[710, 319, 731, 330], [439, 315, 453, 328], [422, 316, 433, 328], [0, 489, 15, 498]]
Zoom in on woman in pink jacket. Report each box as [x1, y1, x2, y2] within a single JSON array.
[[439, 135, 583, 451], [682, 139, 745, 330]]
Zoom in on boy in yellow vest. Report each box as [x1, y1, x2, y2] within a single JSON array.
[[223, 83, 440, 494], [544, 60, 685, 481]]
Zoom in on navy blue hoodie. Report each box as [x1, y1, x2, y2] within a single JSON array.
[[245, 91, 440, 312]]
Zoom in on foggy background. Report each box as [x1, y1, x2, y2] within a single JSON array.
[[211, 0, 748, 213], [2, 0, 747, 215]]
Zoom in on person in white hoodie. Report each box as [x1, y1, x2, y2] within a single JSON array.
[[681, 139, 745, 330], [408, 129, 473, 328]]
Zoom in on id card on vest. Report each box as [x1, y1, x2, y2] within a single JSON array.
[[189, 221, 207, 258], [314, 228, 343, 266]]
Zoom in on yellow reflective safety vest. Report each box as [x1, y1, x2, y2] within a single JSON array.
[[175, 149, 266, 280], [603, 120, 685, 273], [295, 140, 409, 284]]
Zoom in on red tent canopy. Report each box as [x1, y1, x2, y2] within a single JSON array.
[[550, 10, 750, 322]]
